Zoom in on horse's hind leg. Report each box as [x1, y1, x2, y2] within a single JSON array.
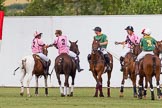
[[44, 75, 48, 96], [20, 70, 26, 96], [143, 77, 148, 99], [149, 78, 155, 100], [64, 75, 69, 96], [26, 74, 33, 97], [138, 75, 144, 99], [70, 75, 75, 97], [35, 76, 39, 96], [56, 73, 64, 97], [107, 72, 111, 97], [155, 73, 161, 99]]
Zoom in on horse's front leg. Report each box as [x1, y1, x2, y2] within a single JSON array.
[[44, 75, 48, 96], [107, 71, 112, 97], [138, 75, 144, 99], [131, 74, 137, 98], [98, 72, 104, 97], [92, 72, 99, 97], [35, 75, 39, 96], [120, 78, 125, 97]]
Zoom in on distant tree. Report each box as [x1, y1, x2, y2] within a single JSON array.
[[22, 0, 162, 16], [0, 0, 6, 11]]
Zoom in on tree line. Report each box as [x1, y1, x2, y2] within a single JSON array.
[[1, 0, 162, 16]]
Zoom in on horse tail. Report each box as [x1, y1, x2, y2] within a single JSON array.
[[13, 67, 20, 75], [22, 59, 27, 74], [152, 56, 156, 74]]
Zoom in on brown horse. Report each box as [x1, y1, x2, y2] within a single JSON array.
[[119, 52, 137, 97], [119, 43, 142, 97], [14, 46, 50, 96], [89, 38, 113, 97], [138, 54, 161, 100], [54, 40, 79, 97]]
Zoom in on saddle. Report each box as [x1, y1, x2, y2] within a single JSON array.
[[33, 54, 47, 69]]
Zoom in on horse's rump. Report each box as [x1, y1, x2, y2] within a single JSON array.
[[140, 54, 161, 75], [55, 53, 76, 75], [32, 54, 45, 75]]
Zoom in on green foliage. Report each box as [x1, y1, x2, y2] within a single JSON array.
[[6, 0, 162, 16], [0, 0, 6, 11]]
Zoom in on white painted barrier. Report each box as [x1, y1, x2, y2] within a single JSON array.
[[0, 15, 162, 87]]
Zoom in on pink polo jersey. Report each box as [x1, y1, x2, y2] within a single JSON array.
[[31, 38, 45, 54], [125, 33, 141, 48], [54, 35, 69, 55]]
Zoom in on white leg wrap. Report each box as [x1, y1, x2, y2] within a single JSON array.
[[59, 86, 63, 94], [64, 86, 67, 96], [71, 85, 74, 93]]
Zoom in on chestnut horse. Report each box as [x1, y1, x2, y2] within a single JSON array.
[[138, 54, 161, 100], [119, 43, 141, 97], [89, 38, 113, 97], [14, 46, 50, 97], [54, 40, 79, 97], [119, 52, 137, 97]]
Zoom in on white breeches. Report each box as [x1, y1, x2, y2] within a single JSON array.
[[136, 51, 154, 61], [101, 48, 107, 55], [121, 47, 131, 57], [36, 53, 49, 62], [68, 51, 77, 58]]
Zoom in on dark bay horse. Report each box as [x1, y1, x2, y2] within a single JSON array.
[[14, 46, 50, 97], [154, 40, 162, 57], [54, 40, 79, 97], [89, 38, 113, 97], [138, 54, 161, 100]]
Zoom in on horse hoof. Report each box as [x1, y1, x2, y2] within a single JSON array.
[[119, 94, 124, 97], [28, 94, 31, 97], [20, 93, 24, 96], [70, 92, 73, 97], [67, 94, 70, 97], [100, 94, 104, 97], [134, 94, 137, 98], [61, 94, 65, 97], [138, 96, 142, 99], [45, 94, 48, 97], [107, 95, 111, 97], [93, 95, 98, 97], [35, 94, 39, 96]]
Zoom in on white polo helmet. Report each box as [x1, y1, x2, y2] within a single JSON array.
[[142, 28, 151, 35], [34, 31, 42, 37]]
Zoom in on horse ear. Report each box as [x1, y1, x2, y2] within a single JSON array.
[[69, 40, 72, 44], [75, 40, 78, 44]]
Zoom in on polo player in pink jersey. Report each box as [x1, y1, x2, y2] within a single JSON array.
[[115, 26, 141, 71], [31, 31, 51, 75], [48, 30, 83, 72]]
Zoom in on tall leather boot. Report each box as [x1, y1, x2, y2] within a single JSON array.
[[135, 61, 139, 75], [75, 56, 84, 72], [45, 59, 51, 75], [104, 54, 111, 71], [120, 56, 124, 72]]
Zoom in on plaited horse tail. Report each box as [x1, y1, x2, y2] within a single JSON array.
[[152, 56, 156, 75], [22, 59, 27, 73]]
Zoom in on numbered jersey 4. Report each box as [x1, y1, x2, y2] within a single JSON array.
[[54, 35, 69, 54]]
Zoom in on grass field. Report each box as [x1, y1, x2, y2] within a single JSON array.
[[0, 87, 162, 108]]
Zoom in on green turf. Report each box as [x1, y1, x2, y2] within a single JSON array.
[[0, 87, 161, 108]]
